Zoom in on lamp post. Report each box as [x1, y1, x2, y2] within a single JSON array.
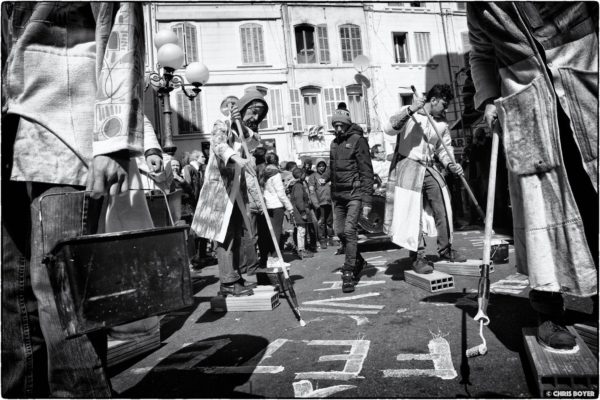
[[146, 30, 210, 155], [353, 55, 371, 134]]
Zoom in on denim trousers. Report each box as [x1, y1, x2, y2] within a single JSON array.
[[420, 169, 451, 254], [318, 204, 334, 239], [215, 205, 243, 284], [333, 199, 362, 273], [2, 182, 111, 397], [265, 207, 285, 258]]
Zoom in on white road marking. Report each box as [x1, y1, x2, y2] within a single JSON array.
[[383, 337, 457, 380], [202, 338, 287, 374], [295, 340, 370, 380], [365, 256, 383, 261], [315, 281, 386, 291], [349, 316, 370, 325], [293, 380, 356, 398]]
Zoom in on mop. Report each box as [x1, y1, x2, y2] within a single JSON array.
[[221, 96, 306, 326]]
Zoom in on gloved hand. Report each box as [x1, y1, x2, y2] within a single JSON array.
[[230, 103, 242, 123], [484, 103, 498, 130], [448, 162, 464, 176], [146, 154, 163, 173]]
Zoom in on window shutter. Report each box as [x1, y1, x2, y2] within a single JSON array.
[[340, 24, 361, 62], [461, 31, 471, 53], [316, 25, 330, 64], [241, 26, 249, 63], [340, 26, 351, 62], [324, 87, 346, 128], [414, 32, 431, 62], [176, 91, 189, 133], [172, 24, 185, 52], [240, 24, 264, 64], [351, 26, 362, 60], [184, 23, 198, 63], [271, 88, 283, 127], [290, 89, 303, 132], [176, 92, 203, 134]]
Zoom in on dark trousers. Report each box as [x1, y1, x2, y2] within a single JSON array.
[[2, 182, 111, 397], [333, 199, 363, 273], [215, 206, 244, 284], [422, 169, 451, 253], [265, 207, 285, 258], [318, 204, 334, 240]]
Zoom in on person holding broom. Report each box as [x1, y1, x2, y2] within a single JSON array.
[[467, 2, 598, 351], [383, 84, 467, 274], [191, 89, 268, 297]]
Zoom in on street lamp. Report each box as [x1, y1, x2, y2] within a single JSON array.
[[146, 30, 210, 155]]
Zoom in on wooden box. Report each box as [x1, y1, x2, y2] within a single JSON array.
[[46, 226, 193, 338], [211, 286, 279, 312], [433, 259, 495, 277]]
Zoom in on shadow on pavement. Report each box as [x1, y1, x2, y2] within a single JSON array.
[[119, 334, 269, 398], [384, 257, 413, 281]]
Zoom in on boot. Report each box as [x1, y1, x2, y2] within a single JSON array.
[[319, 240, 328, 249], [335, 245, 346, 255], [410, 250, 433, 274], [530, 290, 577, 351], [219, 281, 254, 297], [439, 247, 467, 262], [353, 255, 367, 283], [342, 271, 355, 293]]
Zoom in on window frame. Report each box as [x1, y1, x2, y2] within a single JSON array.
[[171, 22, 199, 65], [345, 84, 366, 125], [392, 32, 410, 63], [240, 22, 265, 65], [339, 24, 363, 63]]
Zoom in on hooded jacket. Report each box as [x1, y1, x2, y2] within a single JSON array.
[[307, 159, 331, 206], [329, 123, 374, 205]]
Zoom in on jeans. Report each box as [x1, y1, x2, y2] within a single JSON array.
[[318, 204, 334, 240], [2, 182, 111, 397], [333, 199, 362, 273], [215, 205, 243, 285], [422, 169, 451, 253]]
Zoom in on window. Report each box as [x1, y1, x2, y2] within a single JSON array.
[[301, 87, 321, 126], [387, 2, 404, 6], [290, 89, 303, 131], [176, 91, 203, 134], [346, 85, 366, 124], [339, 24, 362, 63], [240, 23, 265, 64], [172, 23, 198, 64], [392, 32, 409, 63], [258, 87, 284, 130], [400, 93, 413, 107], [324, 88, 347, 127], [414, 32, 432, 63], [409, 2, 424, 7], [294, 24, 330, 64], [456, 2, 466, 11]]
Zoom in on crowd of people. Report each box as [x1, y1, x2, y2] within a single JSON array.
[[1, 2, 596, 397]]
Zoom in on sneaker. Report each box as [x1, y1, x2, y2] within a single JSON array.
[[328, 237, 337, 247], [303, 250, 314, 258], [439, 248, 467, 262], [335, 245, 346, 255], [537, 320, 577, 351], [320, 240, 328, 249], [342, 272, 355, 293], [219, 282, 254, 297], [412, 255, 433, 274]]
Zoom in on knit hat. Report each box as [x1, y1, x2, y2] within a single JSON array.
[[238, 88, 269, 124], [331, 107, 351, 127], [316, 158, 327, 168]]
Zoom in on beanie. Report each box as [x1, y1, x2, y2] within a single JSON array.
[[331, 107, 352, 126], [237, 88, 269, 123]]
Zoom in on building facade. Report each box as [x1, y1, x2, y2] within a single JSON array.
[[143, 2, 470, 164]]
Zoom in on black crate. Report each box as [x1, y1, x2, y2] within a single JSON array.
[[46, 226, 193, 337]]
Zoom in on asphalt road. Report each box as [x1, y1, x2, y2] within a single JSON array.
[[109, 229, 596, 398]]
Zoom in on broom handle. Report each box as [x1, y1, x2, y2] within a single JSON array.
[[232, 118, 289, 278], [482, 122, 500, 265], [410, 86, 485, 220]]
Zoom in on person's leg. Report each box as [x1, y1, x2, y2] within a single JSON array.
[[333, 200, 347, 253], [215, 207, 242, 285], [529, 290, 576, 350], [29, 184, 111, 397], [318, 205, 327, 248], [2, 181, 49, 397], [342, 200, 362, 274], [268, 207, 285, 257], [255, 212, 270, 267]]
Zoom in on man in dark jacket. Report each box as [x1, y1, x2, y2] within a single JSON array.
[[329, 107, 374, 292]]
